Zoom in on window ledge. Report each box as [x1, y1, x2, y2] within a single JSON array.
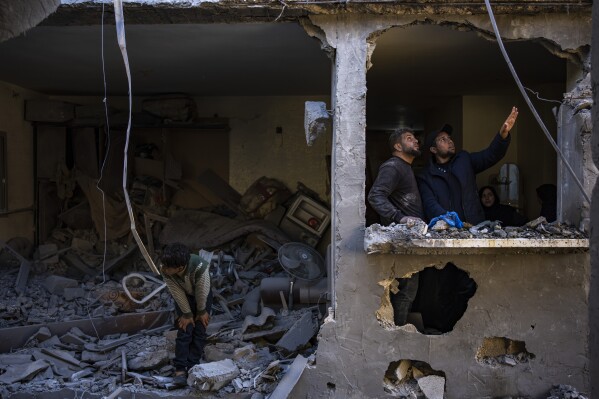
[[365, 229, 589, 255]]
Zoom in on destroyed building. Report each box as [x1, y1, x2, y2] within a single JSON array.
[[0, 0, 596, 398]]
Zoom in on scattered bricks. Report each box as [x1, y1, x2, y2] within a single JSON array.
[[128, 350, 170, 371], [187, 359, 240, 391], [417, 375, 445, 399], [43, 275, 78, 295], [63, 287, 85, 301]]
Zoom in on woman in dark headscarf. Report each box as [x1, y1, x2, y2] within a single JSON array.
[[536, 183, 557, 222], [479, 185, 528, 226]]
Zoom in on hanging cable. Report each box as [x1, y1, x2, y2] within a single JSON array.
[[96, 2, 111, 283], [483, 0, 590, 205], [113, 0, 159, 274]]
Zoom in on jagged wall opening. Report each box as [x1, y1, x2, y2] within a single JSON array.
[[383, 359, 446, 398], [378, 262, 477, 334], [476, 337, 536, 368]]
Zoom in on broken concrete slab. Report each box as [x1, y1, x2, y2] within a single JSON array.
[[0, 359, 50, 384], [275, 311, 318, 352], [241, 307, 276, 335], [268, 355, 309, 399], [0, 354, 32, 366], [43, 275, 78, 295], [127, 349, 170, 371], [27, 326, 52, 343], [187, 358, 240, 391]]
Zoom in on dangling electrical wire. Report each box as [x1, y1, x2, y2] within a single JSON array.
[[96, 2, 111, 283], [113, 0, 159, 274], [483, 0, 591, 205]]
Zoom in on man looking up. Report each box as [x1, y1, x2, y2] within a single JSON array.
[[417, 107, 519, 225], [368, 128, 423, 327], [368, 128, 424, 226]]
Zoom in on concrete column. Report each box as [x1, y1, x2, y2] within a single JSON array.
[[557, 74, 596, 229], [589, 0, 599, 395]]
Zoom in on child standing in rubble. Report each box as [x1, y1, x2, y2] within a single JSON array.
[[160, 243, 213, 387]]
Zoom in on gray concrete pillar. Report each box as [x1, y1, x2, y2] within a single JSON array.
[[589, 1, 599, 395]]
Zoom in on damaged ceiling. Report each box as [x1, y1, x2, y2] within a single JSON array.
[[0, 22, 566, 100]]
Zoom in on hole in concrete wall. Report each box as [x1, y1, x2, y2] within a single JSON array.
[[327, 382, 336, 390], [476, 337, 535, 367], [383, 359, 445, 399], [379, 262, 477, 334]]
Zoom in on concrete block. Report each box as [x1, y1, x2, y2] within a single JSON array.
[[43, 275, 78, 295], [417, 375, 445, 399], [187, 359, 240, 391], [128, 350, 170, 371]]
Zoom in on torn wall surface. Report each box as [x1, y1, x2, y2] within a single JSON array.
[[289, 11, 592, 399]]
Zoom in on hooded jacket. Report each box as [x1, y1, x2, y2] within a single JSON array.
[[417, 132, 510, 224]]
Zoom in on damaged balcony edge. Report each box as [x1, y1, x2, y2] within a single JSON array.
[[365, 237, 589, 255]]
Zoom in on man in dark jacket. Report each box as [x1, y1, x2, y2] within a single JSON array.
[[368, 128, 424, 226], [368, 128, 423, 327], [417, 107, 519, 225]]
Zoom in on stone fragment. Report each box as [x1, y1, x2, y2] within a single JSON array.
[[241, 287, 261, 317], [187, 359, 240, 391], [28, 326, 52, 343], [233, 344, 257, 361], [43, 275, 78, 295], [396, 359, 411, 381], [417, 375, 445, 399], [128, 350, 170, 371]]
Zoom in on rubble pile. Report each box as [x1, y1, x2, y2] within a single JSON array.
[[0, 173, 330, 398], [383, 359, 445, 399], [365, 216, 587, 249], [547, 384, 588, 399]]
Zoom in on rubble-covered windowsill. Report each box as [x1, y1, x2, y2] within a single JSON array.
[[364, 219, 589, 255]]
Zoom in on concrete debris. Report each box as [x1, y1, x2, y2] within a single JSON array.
[[0, 178, 328, 398], [0, 359, 50, 384], [384, 360, 445, 398], [275, 311, 318, 352], [365, 218, 587, 253], [418, 375, 445, 399], [187, 359, 240, 391], [547, 384, 588, 399]]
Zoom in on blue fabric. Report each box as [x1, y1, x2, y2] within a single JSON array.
[[427, 211, 464, 229], [417, 132, 510, 224]]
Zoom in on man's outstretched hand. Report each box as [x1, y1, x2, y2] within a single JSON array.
[[500, 106, 519, 139]]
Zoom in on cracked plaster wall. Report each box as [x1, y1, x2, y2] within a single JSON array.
[[292, 12, 592, 398]]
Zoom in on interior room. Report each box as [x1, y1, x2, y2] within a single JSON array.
[[366, 24, 571, 225]]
